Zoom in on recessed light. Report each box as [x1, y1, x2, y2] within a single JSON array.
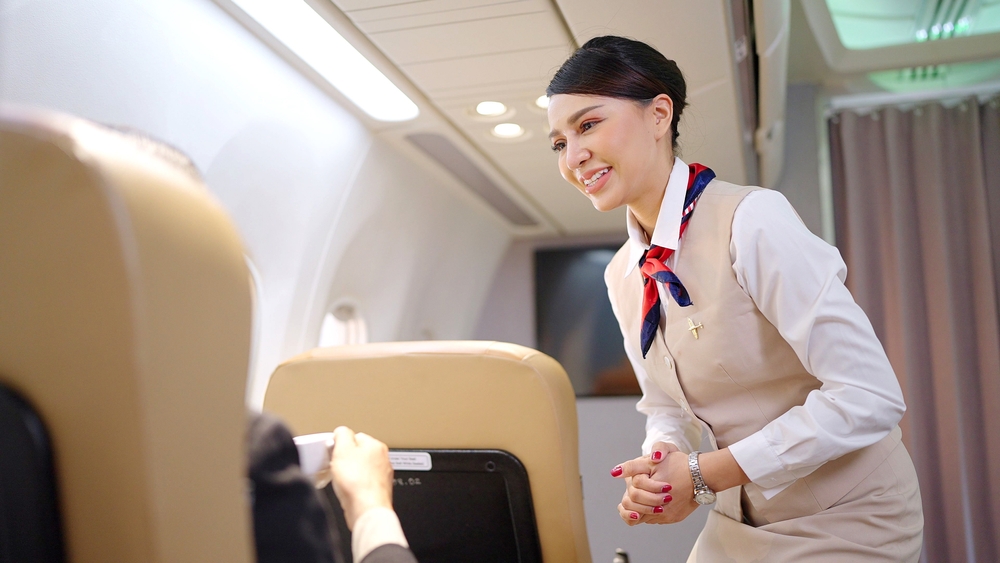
[[535, 95, 549, 109], [492, 123, 524, 138], [476, 101, 507, 116]]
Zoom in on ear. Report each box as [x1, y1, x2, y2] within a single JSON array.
[[649, 94, 674, 142]]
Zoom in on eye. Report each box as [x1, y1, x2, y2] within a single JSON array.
[[551, 140, 565, 152], [580, 120, 599, 132]]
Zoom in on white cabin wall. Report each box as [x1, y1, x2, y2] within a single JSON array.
[[296, 137, 511, 348], [473, 239, 537, 348], [0, 0, 511, 406]]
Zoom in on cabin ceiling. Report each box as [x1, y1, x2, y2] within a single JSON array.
[[326, 0, 750, 237], [315, 0, 1000, 237]]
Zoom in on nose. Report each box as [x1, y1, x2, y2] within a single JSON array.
[[566, 138, 590, 171]]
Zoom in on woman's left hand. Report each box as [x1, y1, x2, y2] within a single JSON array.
[[616, 451, 698, 525]]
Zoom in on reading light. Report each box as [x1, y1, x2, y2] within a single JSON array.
[[476, 101, 507, 116], [535, 95, 549, 109], [232, 0, 418, 122], [492, 123, 524, 138]]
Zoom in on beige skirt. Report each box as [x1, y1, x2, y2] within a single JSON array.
[[687, 439, 924, 562]]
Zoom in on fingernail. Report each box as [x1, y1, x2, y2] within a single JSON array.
[[661, 484, 672, 493], [651, 451, 663, 461], [629, 512, 639, 520], [663, 494, 673, 503], [653, 506, 663, 514], [611, 465, 623, 477]]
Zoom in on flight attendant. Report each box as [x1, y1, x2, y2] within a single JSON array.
[[545, 36, 923, 561]]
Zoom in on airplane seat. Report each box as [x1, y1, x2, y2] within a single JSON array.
[[0, 106, 255, 563], [263, 340, 593, 563]]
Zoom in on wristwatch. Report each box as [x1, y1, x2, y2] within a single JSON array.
[[688, 451, 717, 505]]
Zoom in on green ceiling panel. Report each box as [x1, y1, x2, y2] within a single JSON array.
[[825, 0, 1000, 50]]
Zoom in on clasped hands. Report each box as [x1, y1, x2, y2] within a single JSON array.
[[611, 442, 699, 525]]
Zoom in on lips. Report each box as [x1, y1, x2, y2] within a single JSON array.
[[581, 167, 611, 194]]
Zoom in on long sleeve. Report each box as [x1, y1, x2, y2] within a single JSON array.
[[353, 507, 413, 563], [610, 286, 702, 455], [360, 544, 418, 563], [725, 190, 906, 493]]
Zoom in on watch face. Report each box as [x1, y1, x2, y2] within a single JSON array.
[[695, 491, 717, 505]]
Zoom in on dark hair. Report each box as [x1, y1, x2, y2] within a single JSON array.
[[547, 36, 687, 149]]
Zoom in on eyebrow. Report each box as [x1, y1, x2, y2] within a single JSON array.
[[548, 104, 604, 139]]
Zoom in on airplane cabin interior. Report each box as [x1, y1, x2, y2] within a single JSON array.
[[2, 0, 999, 562]]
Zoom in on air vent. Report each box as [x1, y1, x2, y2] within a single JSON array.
[[406, 133, 537, 226]]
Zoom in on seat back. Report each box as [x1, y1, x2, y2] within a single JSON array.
[[263, 341, 592, 563], [0, 106, 254, 563]]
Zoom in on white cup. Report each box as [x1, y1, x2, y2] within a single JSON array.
[[293, 432, 335, 486]]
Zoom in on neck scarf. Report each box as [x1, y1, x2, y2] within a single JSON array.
[[638, 163, 715, 358]]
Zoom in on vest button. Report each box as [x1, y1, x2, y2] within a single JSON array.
[[663, 356, 673, 369]]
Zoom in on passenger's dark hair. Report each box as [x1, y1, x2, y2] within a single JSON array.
[[547, 36, 687, 149]]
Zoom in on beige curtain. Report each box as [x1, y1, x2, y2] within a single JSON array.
[[829, 95, 1000, 563]]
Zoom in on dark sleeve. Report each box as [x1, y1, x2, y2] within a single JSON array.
[[361, 544, 419, 563], [247, 411, 346, 563]]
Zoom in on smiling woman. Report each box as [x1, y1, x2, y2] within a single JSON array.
[[546, 95, 671, 222], [545, 36, 923, 563]]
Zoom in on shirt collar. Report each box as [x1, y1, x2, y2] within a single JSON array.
[[624, 157, 688, 277]]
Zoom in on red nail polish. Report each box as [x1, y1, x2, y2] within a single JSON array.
[[661, 484, 672, 493], [653, 506, 663, 514], [651, 450, 663, 461], [663, 494, 672, 503], [611, 465, 623, 477], [629, 512, 639, 520]]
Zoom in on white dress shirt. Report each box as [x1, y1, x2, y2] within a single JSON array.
[[622, 158, 905, 498]]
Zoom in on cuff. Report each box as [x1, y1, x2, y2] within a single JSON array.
[[351, 506, 408, 563], [728, 432, 798, 491]]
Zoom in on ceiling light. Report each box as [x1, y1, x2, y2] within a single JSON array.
[[231, 0, 418, 122], [492, 123, 524, 138], [824, 0, 1000, 51], [869, 57, 1000, 93], [535, 95, 549, 109], [476, 101, 507, 116]]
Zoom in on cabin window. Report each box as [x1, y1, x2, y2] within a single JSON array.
[[318, 303, 368, 347]]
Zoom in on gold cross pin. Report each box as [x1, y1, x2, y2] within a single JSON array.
[[687, 318, 704, 339]]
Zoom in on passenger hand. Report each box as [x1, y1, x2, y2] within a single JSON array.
[[330, 426, 395, 530]]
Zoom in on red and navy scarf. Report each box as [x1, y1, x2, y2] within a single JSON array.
[[638, 163, 715, 358]]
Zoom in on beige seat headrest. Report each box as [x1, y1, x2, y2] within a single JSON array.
[[0, 106, 254, 563]]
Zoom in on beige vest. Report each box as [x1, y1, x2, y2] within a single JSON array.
[[605, 180, 902, 524]]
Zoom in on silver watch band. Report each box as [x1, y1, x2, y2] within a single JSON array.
[[688, 451, 716, 504]]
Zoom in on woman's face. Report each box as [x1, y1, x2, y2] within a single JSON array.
[[547, 93, 673, 212]]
